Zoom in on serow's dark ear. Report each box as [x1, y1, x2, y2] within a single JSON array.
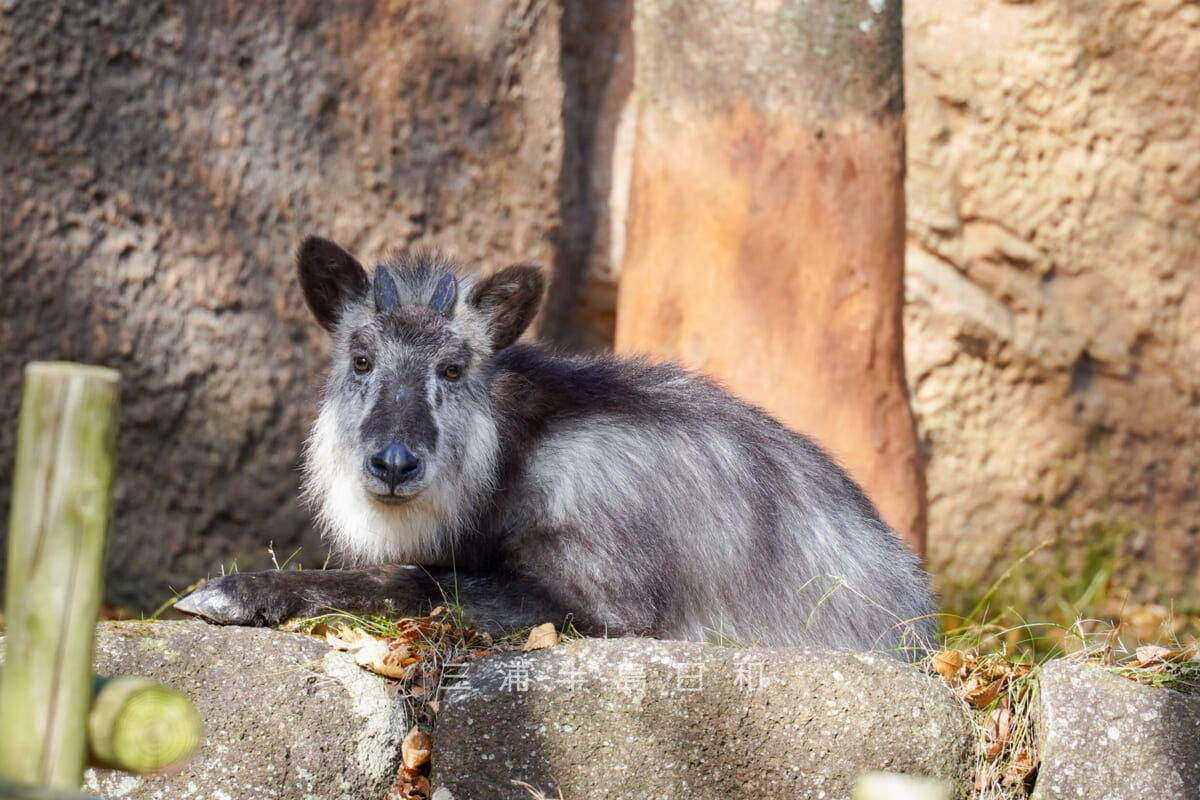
[[467, 265, 544, 351], [297, 236, 369, 332]]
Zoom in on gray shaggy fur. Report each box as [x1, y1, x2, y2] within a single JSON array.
[[176, 236, 936, 658]]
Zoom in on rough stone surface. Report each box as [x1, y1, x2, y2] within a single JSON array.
[[615, 0, 927, 551], [38, 621, 403, 800], [16, 0, 1197, 629], [905, 0, 1200, 604], [433, 639, 973, 800], [0, 1, 573, 610], [1033, 660, 1200, 800]]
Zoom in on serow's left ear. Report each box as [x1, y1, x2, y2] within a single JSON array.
[[467, 265, 545, 351]]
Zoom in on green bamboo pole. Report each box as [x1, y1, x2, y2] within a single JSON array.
[[0, 362, 120, 789]]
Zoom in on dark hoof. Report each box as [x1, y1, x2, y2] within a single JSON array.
[[174, 576, 264, 626]]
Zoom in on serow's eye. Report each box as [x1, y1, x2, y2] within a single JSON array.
[[441, 364, 462, 381], [353, 355, 372, 374]]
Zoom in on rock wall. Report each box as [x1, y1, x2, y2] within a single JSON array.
[[435, 638, 972, 799], [904, 0, 1200, 607], [0, 0, 573, 608], [1, 0, 919, 611], [9, 0, 1195, 617], [14, 623, 1199, 800], [83, 622, 406, 800]]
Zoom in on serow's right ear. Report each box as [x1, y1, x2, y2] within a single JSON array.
[[297, 236, 369, 332]]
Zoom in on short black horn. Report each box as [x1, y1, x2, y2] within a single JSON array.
[[374, 265, 399, 312], [429, 272, 458, 316]]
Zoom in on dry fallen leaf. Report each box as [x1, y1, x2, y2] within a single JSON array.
[[402, 726, 432, 771], [354, 639, 414, 679], [326, 622, 379, 651], [931, 650, 964, 679], [983, 738, 1003, 760], [388, 769, 430, 800], [390, 726, 434, 800], [522, 623, 558, 652], [1131, 644, 1196, 668], [392, 611, 453, 645], [1132, 644, 1171, 667], [985, 702, 1013, 755], [407, 775, 431, 798], [1001, 746, 1039, 792], [963, 677, 1004, 708]]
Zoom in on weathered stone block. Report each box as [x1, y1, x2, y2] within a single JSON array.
[[1033, 660, 1200, 800], [48, 621, 405, 800], [433, 639, 973, 800]]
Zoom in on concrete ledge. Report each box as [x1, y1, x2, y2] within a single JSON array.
[[432, 639, 974, 799], [72, 621, 407, 800], [13, 624, 1195, 799], [1033, 660, 1200, 800]]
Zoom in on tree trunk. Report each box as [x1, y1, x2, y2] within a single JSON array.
[[616, 0, 926, 553]]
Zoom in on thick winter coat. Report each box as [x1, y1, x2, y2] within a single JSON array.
[[176, 237, 936, 657]]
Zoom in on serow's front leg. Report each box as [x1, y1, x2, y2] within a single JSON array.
[[174, 565, 577, 635]]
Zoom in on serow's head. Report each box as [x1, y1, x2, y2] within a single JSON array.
[[296, 235, 544, 564]]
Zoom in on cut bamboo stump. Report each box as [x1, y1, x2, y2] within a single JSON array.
[[87, 676, 202, 773], [0, 362, 120, 789]]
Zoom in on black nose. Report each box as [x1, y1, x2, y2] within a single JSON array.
[[366, 443, 423, 490]]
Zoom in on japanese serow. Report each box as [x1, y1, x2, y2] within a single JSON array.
[[176, 236, 936, 658]]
